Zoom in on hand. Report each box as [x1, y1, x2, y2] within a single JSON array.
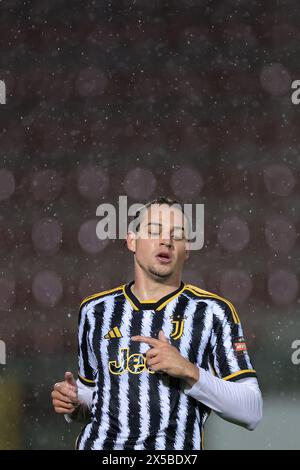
[[51, 371, 80, 415], [131, 330, 199, 385]]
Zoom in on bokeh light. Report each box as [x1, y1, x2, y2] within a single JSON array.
[[0, 169, 15, 202], [32, 270, 63, 307], [123, 167, 157, 200], [30, 170, 63, 202], [268, 269, 298, 305], [217, 216, 250, 252], [263, 164, 295, 196], [77, 166, 110, 201], [78, 219, 110, 254], [170, 166, 203, 199], [31, 218, 63, 255], [265, 215, 297, 253]]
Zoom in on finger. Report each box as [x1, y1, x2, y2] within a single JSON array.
[[65, 371, 76, 386], [147, 357, 162, 367], [53, 399, 75, 410], [52, 391, 77, 404], [148, 363, 164, 373], [158, 330, 169, 343], [131, 335, 161, 347], [53, 384, 77, 400], [146, 347, 161, 359], [55, 406, 75, 414]]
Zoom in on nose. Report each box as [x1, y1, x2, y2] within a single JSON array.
[[160, 239, 172, 248]]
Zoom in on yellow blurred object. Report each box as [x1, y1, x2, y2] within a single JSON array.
[[0, 377, 21, 449]]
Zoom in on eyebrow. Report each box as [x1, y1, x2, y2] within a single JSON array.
[[146, 222, 185, 231]]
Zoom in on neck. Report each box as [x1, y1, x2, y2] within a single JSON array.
[[131, 274, 182, 302]]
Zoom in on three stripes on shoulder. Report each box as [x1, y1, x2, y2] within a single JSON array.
[[104, 326, 123, 339]]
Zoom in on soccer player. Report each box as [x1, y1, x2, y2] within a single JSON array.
[[51, 196, 262, 450]]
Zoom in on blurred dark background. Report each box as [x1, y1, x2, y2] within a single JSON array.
[[0, 0, 299, 449]]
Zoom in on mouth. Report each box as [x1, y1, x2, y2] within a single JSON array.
[[156, 251, 172, 264]]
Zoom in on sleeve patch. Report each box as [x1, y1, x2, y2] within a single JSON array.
[[233, 337, 247, 354]]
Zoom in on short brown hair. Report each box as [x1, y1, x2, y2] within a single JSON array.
[[131, 196, 190, 237]]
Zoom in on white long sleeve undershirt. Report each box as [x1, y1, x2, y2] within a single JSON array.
[[64, 379, 93, 423], [66, 372, 263, 431], [183, 368, 263, 431]]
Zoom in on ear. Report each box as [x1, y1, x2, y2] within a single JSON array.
[[184, 241, 190, 261], [126, 231, 136, 254]]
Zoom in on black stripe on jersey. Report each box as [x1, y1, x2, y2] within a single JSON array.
[[211, 314, 232, 378], [125, 309, 164, 450], [212, 299, 256, 380], [81, 301, 107, 450], [163, 294, 190, 450], [103, 304, 143, 450], [220, 305, 251, 372], [97, 299, 124, 450], [78, 307, 95, 385]]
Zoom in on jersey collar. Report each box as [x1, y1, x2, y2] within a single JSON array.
[[124, 280, 185, 311]]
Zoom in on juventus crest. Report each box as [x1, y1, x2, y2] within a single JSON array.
[[170, 313, 186, 340]]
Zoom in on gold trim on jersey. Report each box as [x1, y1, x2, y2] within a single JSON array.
[[123, 285, 140, 310], [223, 369, 256, 381], [185, 285, 240, 324], [80, 284, 125, 308], [156, 283, 186, 311], [78, 373, 95, 384]]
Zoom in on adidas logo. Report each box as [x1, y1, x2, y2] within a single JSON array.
[[104, 326, 123, 339]]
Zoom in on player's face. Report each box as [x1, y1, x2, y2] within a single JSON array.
[[129, 204, 190, 280]]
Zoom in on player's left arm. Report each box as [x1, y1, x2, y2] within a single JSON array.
[[132, 302, 263, 431], [183, 300, 263, 431]]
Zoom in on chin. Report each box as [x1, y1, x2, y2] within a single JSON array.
[[150, 269, 173, 279]]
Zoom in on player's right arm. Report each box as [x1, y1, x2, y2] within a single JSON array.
[[52, 301, 97, 422]]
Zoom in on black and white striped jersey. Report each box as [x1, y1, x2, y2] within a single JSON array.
[[75, 281, 257, 450]]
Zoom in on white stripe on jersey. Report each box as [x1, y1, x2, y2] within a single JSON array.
[[208, 300, 240, 374], [210, 330, 221, 376], [112, 300, 136, 450], [132, 308, 156, 450], [194, 299, 213, 366], [193, 407, 201, 450]]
